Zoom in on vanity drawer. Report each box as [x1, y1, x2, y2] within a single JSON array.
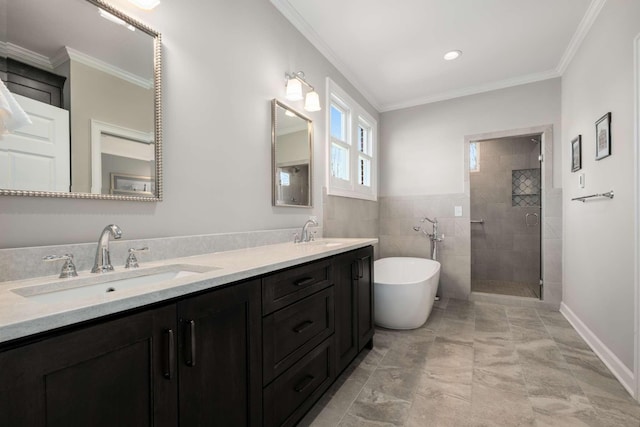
[[263, 287, 334, 384], [263, 337, 334, 427], [262, 258, 332, 314]]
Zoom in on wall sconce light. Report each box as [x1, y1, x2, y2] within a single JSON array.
[[285, 71, 321, 112]]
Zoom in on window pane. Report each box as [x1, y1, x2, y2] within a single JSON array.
[[358, 156, 371, 187], [330, 105, 345, 141], [331, 143, 349, 181], [279, 171, 290, 186], [358, 124, 370, 154], [470, 142, 479, 172]]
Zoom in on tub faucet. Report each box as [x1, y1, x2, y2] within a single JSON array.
[[91, 224, 122, 273], [300, 218, 318, 243], [413, 217, 444, 260]]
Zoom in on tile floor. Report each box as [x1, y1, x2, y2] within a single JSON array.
[[472, 280, 540, 299], [300, 298, 640, 426]]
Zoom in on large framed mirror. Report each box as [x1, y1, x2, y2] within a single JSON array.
[[272, 99, 312, 207], [0, 0, 162, 201]]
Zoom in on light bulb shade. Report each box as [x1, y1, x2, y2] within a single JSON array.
[[128, 0, 161, 10], [285, 78, 303, 101], [304, 90, 321, 112]]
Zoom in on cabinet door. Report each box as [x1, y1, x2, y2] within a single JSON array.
[[333, 250, 358, 374], [178, 279, 262, 426], [357, 246, 375, 351], [0, 305, 178, 427]]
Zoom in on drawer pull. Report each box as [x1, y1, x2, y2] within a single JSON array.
[[293, 320, 314, 333], [164, 329, 175, 379], [294, 277, 315, 287], [185, 320, 196, 367], [294, 375, 315, 393]]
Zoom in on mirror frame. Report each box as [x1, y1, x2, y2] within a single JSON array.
[[0, 0, 163, 202], [271, 99, 313, 208]]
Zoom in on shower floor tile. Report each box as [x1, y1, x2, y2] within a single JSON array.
[[472, 279, 540, 298], [300, 299, 640, 427]]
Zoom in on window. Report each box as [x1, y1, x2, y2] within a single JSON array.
[[326, 78, 377, 200], [470, 142, 479, 172], [330, 102, 350, 181]]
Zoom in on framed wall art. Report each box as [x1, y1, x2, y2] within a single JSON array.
[[110, 173, 155, 196], [595, 112, 611, 160], [571, 135, 582, 172]]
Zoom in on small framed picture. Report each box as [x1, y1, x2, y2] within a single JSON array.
[[571, 135, 582, 172], [110, 173, 154, 196], [595, 112, 611, 160]]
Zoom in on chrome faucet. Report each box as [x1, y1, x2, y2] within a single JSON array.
[[413, 217, 444, 260], [91, 224, 122, 273], [300, 218, 318, 243]]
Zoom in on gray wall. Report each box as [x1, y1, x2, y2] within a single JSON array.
[[378, 79, 562, 299], [561, 0, 640, 371], [470, 136, 541, 287], [0, 0, 378, 249]]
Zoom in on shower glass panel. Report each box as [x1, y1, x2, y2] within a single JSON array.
[[470, 135, 542, 299]]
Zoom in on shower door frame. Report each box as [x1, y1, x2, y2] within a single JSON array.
[[465, 124, 558, 303]]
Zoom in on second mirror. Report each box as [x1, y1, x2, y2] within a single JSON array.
[[272, 99, 312, 207]]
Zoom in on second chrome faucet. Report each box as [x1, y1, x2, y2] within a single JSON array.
[[91, 224, 122, 273]]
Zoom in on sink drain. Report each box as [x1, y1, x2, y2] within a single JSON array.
[[106, 287, 116, 293]]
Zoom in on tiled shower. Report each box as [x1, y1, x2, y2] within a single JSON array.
[[470, 135, 542, 298]]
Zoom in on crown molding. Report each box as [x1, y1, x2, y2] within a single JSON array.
[[380, 69, 561, 112], [6, 43, 53, 71], [6, 43, 152, 90], [270, 0, 382, 112], [556, 0, 607, 75], [55, 47, 153, 90]]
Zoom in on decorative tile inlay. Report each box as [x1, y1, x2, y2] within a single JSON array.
[[512, 168, 541, 207]]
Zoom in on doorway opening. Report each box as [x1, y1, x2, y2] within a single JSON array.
[[469, 134, 543, 299]]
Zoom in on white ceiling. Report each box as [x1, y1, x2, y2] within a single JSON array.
[[272, 0, 604, 112]]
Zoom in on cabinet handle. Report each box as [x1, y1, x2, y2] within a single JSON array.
[[294, 375, 315, 393], [164, 329, 175, 379], [358, 258, 364, 279], [293, 320, 314, 333], [185, 320, 196, 367], [294, 277, 315, 287]]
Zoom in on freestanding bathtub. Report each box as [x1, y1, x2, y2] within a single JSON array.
[[374, 257, 441, 329]]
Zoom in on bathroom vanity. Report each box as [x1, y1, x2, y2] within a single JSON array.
[[0, 239, 375, 427]]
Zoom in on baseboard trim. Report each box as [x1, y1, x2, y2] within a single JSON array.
[[560, 302, 635, 398]]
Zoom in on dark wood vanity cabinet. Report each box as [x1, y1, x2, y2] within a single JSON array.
[[0, 305, 178, 427], [178, 280, 262, 426], [0, 245, 374, 427], [177, 279, 262, 426], [0, 280, 262, 427], [262, 259, 336, 427], [334, 246, 375, 374]]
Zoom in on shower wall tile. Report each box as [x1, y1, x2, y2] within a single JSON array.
[[323, 189, 379, 246], [470, 137, 543, 290]]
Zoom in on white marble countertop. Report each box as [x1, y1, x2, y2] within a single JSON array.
[[0, 238, 377, 344]]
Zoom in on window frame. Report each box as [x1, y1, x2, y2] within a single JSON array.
[[326, 78, 377, 201]]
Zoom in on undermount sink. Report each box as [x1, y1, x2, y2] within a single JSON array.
[[300, 240, 344, 247], [12, 264, 217, 304]]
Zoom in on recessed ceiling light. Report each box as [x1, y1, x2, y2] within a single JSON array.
[[444, 50, 462, 61]]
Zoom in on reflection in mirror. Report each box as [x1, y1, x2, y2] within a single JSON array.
[[272, 99, 312, 207], [0, 0, 162, 200]]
